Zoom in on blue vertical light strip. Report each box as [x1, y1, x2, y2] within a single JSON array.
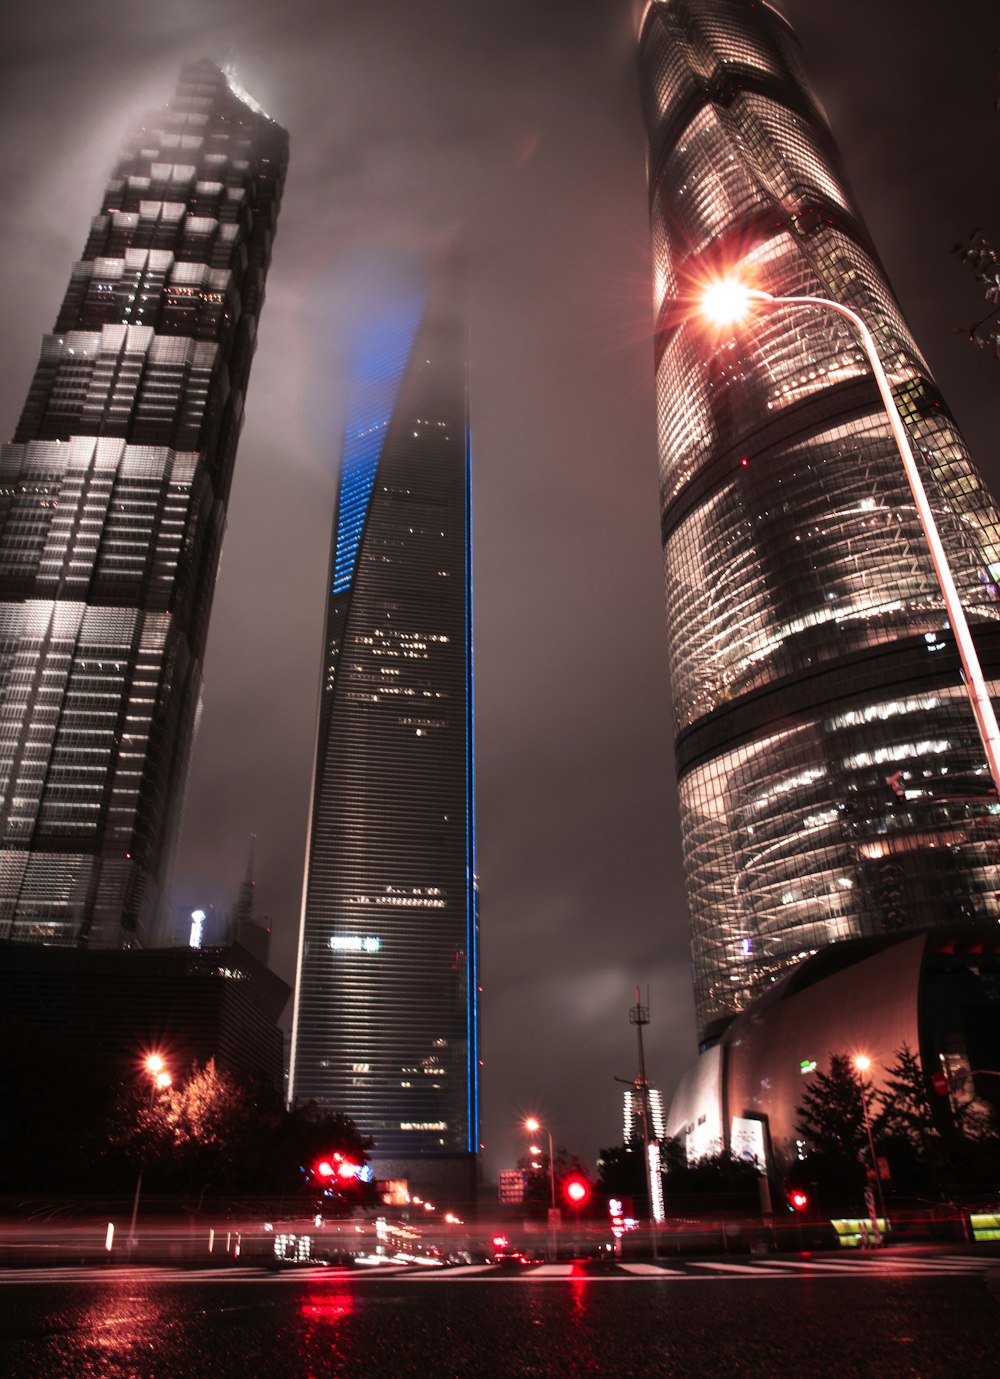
[[465, 418, 479, 1155], [332, 296, 425, 595]]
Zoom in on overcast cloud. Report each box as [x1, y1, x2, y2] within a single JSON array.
[[1, 0, 997, 1177]]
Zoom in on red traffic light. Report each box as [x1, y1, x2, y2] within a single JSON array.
[[313, 1153, 361, 1184], [789, 1189, 809, 1212], [563, 1175, 590, 1207]]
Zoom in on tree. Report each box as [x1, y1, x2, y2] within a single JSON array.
[[794, 1053, 882, 1206], [107, 1061, 372, 1210], [107, 1058, 257, 1208], [596, 1142, 649, 1210], [796, 1053, 876, 1160], [516, 1145, 588, 1215], [877, 1043, 944, 1151], [954, 233, 1000, 360], [660, 1140, 760, 1197]]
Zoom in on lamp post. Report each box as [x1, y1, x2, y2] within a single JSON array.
[[127, 1053, 171, 1249], [523, 1117, 556, 1208], [853, 1054, 888, 1242], [524, 1117, 557, 1260], [699, 279, 1000, 797]]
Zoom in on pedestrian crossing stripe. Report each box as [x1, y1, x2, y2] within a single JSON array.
[[620, 1263, 686, 1277], [0, 1255, 989, 1286]]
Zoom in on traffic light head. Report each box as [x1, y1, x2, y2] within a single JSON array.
[[313, 1153, 361, 1186], [789, 1189, 809, 1212], [563, 1175, 590, 1207]]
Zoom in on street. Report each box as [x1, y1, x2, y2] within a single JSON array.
[[1, 1250, 997, 1378]]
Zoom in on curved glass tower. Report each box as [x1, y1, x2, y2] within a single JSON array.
[[289, 270, 478, 1181], [639, 0, 1000, 1041], [0, 61, 287, 948]]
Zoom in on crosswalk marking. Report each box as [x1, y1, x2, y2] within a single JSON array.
[[760, 1259, 883, 1274], [620, 1263, 686, 1276], [696, 1261, 778, 1275], [410, 1264, 495, 1278], [0, 1254, 989, 1287]]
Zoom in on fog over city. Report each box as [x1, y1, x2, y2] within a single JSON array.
[[0, 0, 997, 1175]]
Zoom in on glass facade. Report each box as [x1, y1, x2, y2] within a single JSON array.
[[0, 61, 287, 948], [289, 272, 479, 1164], [639, 1, 1000, 1041]]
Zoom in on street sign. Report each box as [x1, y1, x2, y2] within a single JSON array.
[[498, 1169, 525, 1204], [547, 1208, 562, 1230]]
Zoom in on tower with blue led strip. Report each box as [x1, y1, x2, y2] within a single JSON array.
[[289, 267, 478, 1197]]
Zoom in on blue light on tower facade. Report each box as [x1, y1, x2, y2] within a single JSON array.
[[289, 264, 479, 1180]]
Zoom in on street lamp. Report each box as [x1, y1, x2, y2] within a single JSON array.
[[699, 277, 1000, 796], [853, 1054, 888, 1240], [524, 1116, 558, 1262], [127, 1053, 171, 1248], [523, 1117, 556, 1208]]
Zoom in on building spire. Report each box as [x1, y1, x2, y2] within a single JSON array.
[[232, 833, 257, 938]]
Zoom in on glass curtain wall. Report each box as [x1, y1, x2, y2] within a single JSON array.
[[638, 0, 1000, 1041], [289, 271, 479, 1164], [0, 61, 287, 947]]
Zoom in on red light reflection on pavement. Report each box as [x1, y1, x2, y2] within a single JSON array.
[[298, 1285, 357, 1378], [299, 1288, 355, 1328]]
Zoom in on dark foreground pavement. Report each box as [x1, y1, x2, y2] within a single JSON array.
[[0, 1265, 998, 1379]]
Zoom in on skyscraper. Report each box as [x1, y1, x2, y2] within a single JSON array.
[[289, 270, 479, 1187], [0, 61, 287, 948], [639, 0, 1000, 1042]]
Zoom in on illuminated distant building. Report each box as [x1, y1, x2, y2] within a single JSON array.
[[638, 1, 1000, 1043], [0, 61, 287, 948], [289, 267, 478, 1191], [624, 1085, 666, 1144]]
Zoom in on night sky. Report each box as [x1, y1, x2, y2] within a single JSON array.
[[1, 0, 997, 1181]]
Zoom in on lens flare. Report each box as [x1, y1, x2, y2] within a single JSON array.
[[700, 278, 755, 327]]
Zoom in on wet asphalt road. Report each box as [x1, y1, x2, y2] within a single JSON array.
[[1, 1269, 998, 1379]]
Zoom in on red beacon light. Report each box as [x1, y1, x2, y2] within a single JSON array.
[[563, 1176, 590, 1207], [314, 1159, 336, 1181]]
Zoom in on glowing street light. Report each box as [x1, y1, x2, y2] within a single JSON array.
[[698, 275, 1000, 797], [523, 1117, 556, 1208], [128, 1052, 171, 1249], [853, 1054, 888, 1239], [524, 1115, 558, 1263]]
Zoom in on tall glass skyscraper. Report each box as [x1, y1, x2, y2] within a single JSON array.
[[0, 61, 287, 948], [639, 1, 1000, 1042], [289, 270, 479, 1179]]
